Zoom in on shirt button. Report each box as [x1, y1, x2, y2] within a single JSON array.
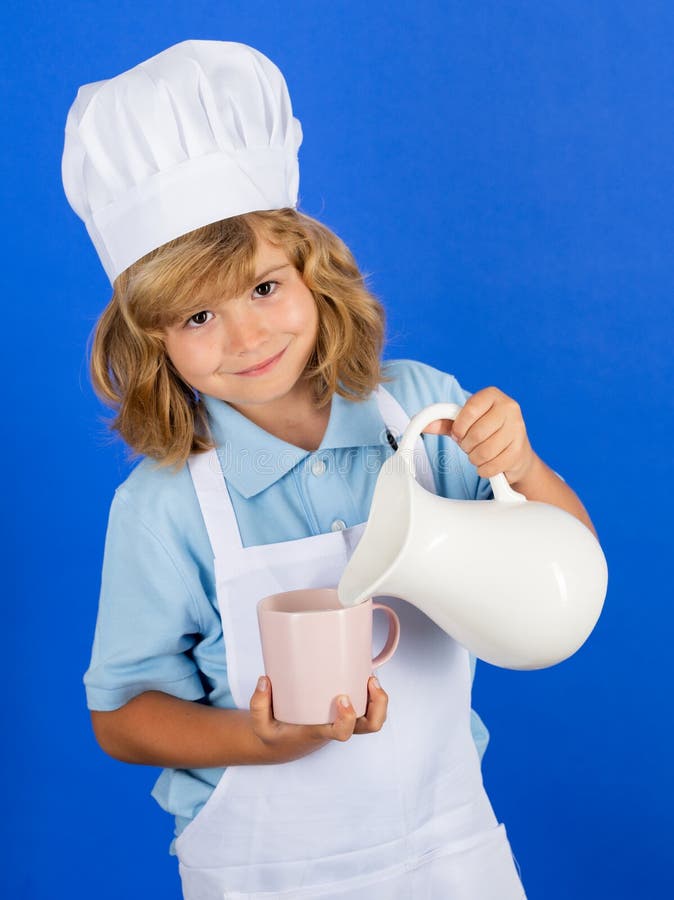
[[331, 519, 347, 532], [311, 457, 326, 477]]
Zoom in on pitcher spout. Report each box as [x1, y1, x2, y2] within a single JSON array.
[[338, 451, 415, 607]]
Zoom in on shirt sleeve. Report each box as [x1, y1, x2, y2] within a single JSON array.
[[84, 489, 207, 711]]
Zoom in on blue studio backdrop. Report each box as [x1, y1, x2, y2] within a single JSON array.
[[4, 2, 673, 898]]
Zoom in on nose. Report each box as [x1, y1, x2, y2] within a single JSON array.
[[222, 305, 268, 356]]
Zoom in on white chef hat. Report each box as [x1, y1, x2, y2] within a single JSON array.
[[62, 40, 303, 284]]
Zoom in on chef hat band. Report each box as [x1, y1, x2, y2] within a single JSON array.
[[62, 40, 303, 284]]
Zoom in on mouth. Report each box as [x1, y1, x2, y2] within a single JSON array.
[[234, 347, 287, 376]]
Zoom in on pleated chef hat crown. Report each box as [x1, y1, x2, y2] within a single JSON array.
[[62, 40, 303, 284]]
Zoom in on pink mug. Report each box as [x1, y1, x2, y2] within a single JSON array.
[[257, 587, 400, 725]]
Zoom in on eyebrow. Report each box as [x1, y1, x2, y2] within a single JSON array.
[[251, 262, 292, 284], [184, 263, 293, 316]]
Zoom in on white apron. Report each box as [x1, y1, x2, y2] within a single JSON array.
[[177, 386, 526, 899]]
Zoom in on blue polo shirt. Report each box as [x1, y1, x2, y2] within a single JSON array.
[[84, 358, 495, 847]]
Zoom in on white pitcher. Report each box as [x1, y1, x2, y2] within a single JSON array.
[[338, 402, 608, 670]]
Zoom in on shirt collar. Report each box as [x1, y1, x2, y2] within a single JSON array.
[[201, 390, 390, 498]]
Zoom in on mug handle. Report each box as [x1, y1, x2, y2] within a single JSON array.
[[371, 603, 401, 667], [397, 401, 526, 505]]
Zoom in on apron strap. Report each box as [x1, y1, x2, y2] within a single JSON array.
[[189, 384, 437, 556], [188, 448, 244, 553], [374, 385, 437, 494]]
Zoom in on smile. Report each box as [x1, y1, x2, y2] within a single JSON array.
[[234, 347, 287, 376]]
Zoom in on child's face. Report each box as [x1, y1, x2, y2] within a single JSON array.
[[162, 235, 319, 417]]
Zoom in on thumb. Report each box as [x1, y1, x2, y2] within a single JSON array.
[[249, 675, 273, 725], [422, 418, 455, 437]]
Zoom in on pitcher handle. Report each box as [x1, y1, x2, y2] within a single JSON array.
[[397, 401, 527, 504]]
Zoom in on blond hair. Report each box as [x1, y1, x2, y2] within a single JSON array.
[[89, 208, 389, 468]]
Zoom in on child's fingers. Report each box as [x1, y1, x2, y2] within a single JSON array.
[[422, 419, 455, 437], [250, 678, 381, 746], [323, 695, 357, 742], [354, 676, 388, 734], [249, 676, 275, 733]]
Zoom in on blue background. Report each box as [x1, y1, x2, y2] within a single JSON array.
[[4, 2, 673, 897]]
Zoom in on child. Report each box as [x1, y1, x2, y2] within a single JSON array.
[[63, 40, 597, 899]]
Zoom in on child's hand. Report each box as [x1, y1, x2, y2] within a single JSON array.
[[424, 386, 537, 485], [249, 675, 388, 764]]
